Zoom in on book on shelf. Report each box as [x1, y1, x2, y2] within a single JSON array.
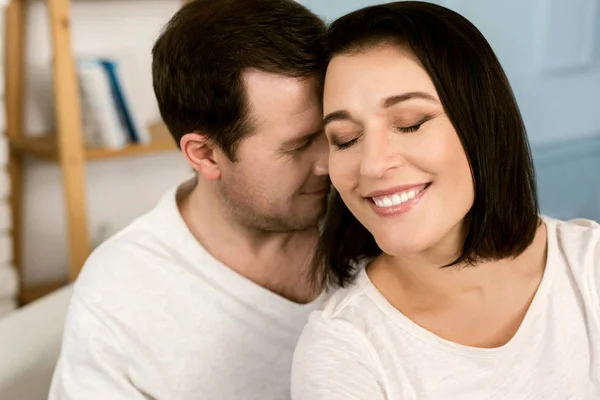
[[77, 57, 151, 150]]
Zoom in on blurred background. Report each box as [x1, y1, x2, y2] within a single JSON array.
[[0, 0, 598, 396]]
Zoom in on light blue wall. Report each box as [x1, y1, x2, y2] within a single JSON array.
[[300, 0, 600, 222]]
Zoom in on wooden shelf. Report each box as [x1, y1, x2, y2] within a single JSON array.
[[9, 122, 176, 162], [6, 0, 185, 302], [19, 279, 68, 306]]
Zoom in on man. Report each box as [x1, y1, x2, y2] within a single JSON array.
[[49, 0, 329, 398]]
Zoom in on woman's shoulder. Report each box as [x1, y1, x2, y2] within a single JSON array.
[[545, 215, 600, 229], [543, 215, 600, 294], [544, 215, 600, 253], [318, 273, 370, 319], [309, 268, 385, 332], [292, 274, 389, 400]]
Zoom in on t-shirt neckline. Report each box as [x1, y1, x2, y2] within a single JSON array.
[[357, 216, 557, 358]]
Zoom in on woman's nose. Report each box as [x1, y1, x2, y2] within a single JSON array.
[[360, 130, 397, 178]]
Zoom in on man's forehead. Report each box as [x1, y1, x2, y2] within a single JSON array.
[[243, 70, 321, 110]]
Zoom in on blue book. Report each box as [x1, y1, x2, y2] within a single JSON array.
[[100, 59, 150, 144]]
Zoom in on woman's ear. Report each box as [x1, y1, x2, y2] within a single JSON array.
[[180, 133, 222, 181]]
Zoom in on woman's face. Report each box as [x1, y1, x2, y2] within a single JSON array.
[[323, 43, 474, 258]]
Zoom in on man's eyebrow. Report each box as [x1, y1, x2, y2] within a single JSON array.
[[279, 130, 321, 151]]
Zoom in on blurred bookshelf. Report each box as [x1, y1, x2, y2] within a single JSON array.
[[5, 0, 178, 305], [10, 120, 176, 306], [10, 121, 175, 162]]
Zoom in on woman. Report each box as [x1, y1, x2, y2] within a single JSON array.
[[291, 2, 600, 399]]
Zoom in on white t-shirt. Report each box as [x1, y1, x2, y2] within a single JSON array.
[[291, 217, 600, 399], [49, 183, 326, 400]]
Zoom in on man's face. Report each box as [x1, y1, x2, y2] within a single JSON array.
[[217, 69, 330, 232]]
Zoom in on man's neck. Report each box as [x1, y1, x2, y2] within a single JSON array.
[[178, 180, 321, 304]]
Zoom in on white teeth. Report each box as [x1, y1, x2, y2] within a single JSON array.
[[372, 187, 424, 208]]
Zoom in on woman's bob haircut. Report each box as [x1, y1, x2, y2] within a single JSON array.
[[313, 1, 539, 289]]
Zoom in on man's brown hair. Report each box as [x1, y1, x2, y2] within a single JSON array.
[[152, 0, 328, 160]]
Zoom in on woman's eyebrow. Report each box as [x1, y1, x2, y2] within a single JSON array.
[[380, 91, 439, 108]]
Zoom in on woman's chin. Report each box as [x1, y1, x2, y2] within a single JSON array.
[[373, 234, 433, 259]]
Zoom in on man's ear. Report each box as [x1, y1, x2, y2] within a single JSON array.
[[180, 133, 223, 181]]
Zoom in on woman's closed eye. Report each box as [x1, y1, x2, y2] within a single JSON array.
[[328, 114, 436, 150], [395, 122, 422, 133], [392, 114, 434, 134], [333, 137, 358, 150], [329, 133, 360, 151]]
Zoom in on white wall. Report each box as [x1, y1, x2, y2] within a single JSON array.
[[19, 0, 189, 285]]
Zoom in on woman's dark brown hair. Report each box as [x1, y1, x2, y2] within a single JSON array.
[[313, 1, 539, 289]]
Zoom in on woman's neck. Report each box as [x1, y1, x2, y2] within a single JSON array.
[[368, 219, 547, 303]]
